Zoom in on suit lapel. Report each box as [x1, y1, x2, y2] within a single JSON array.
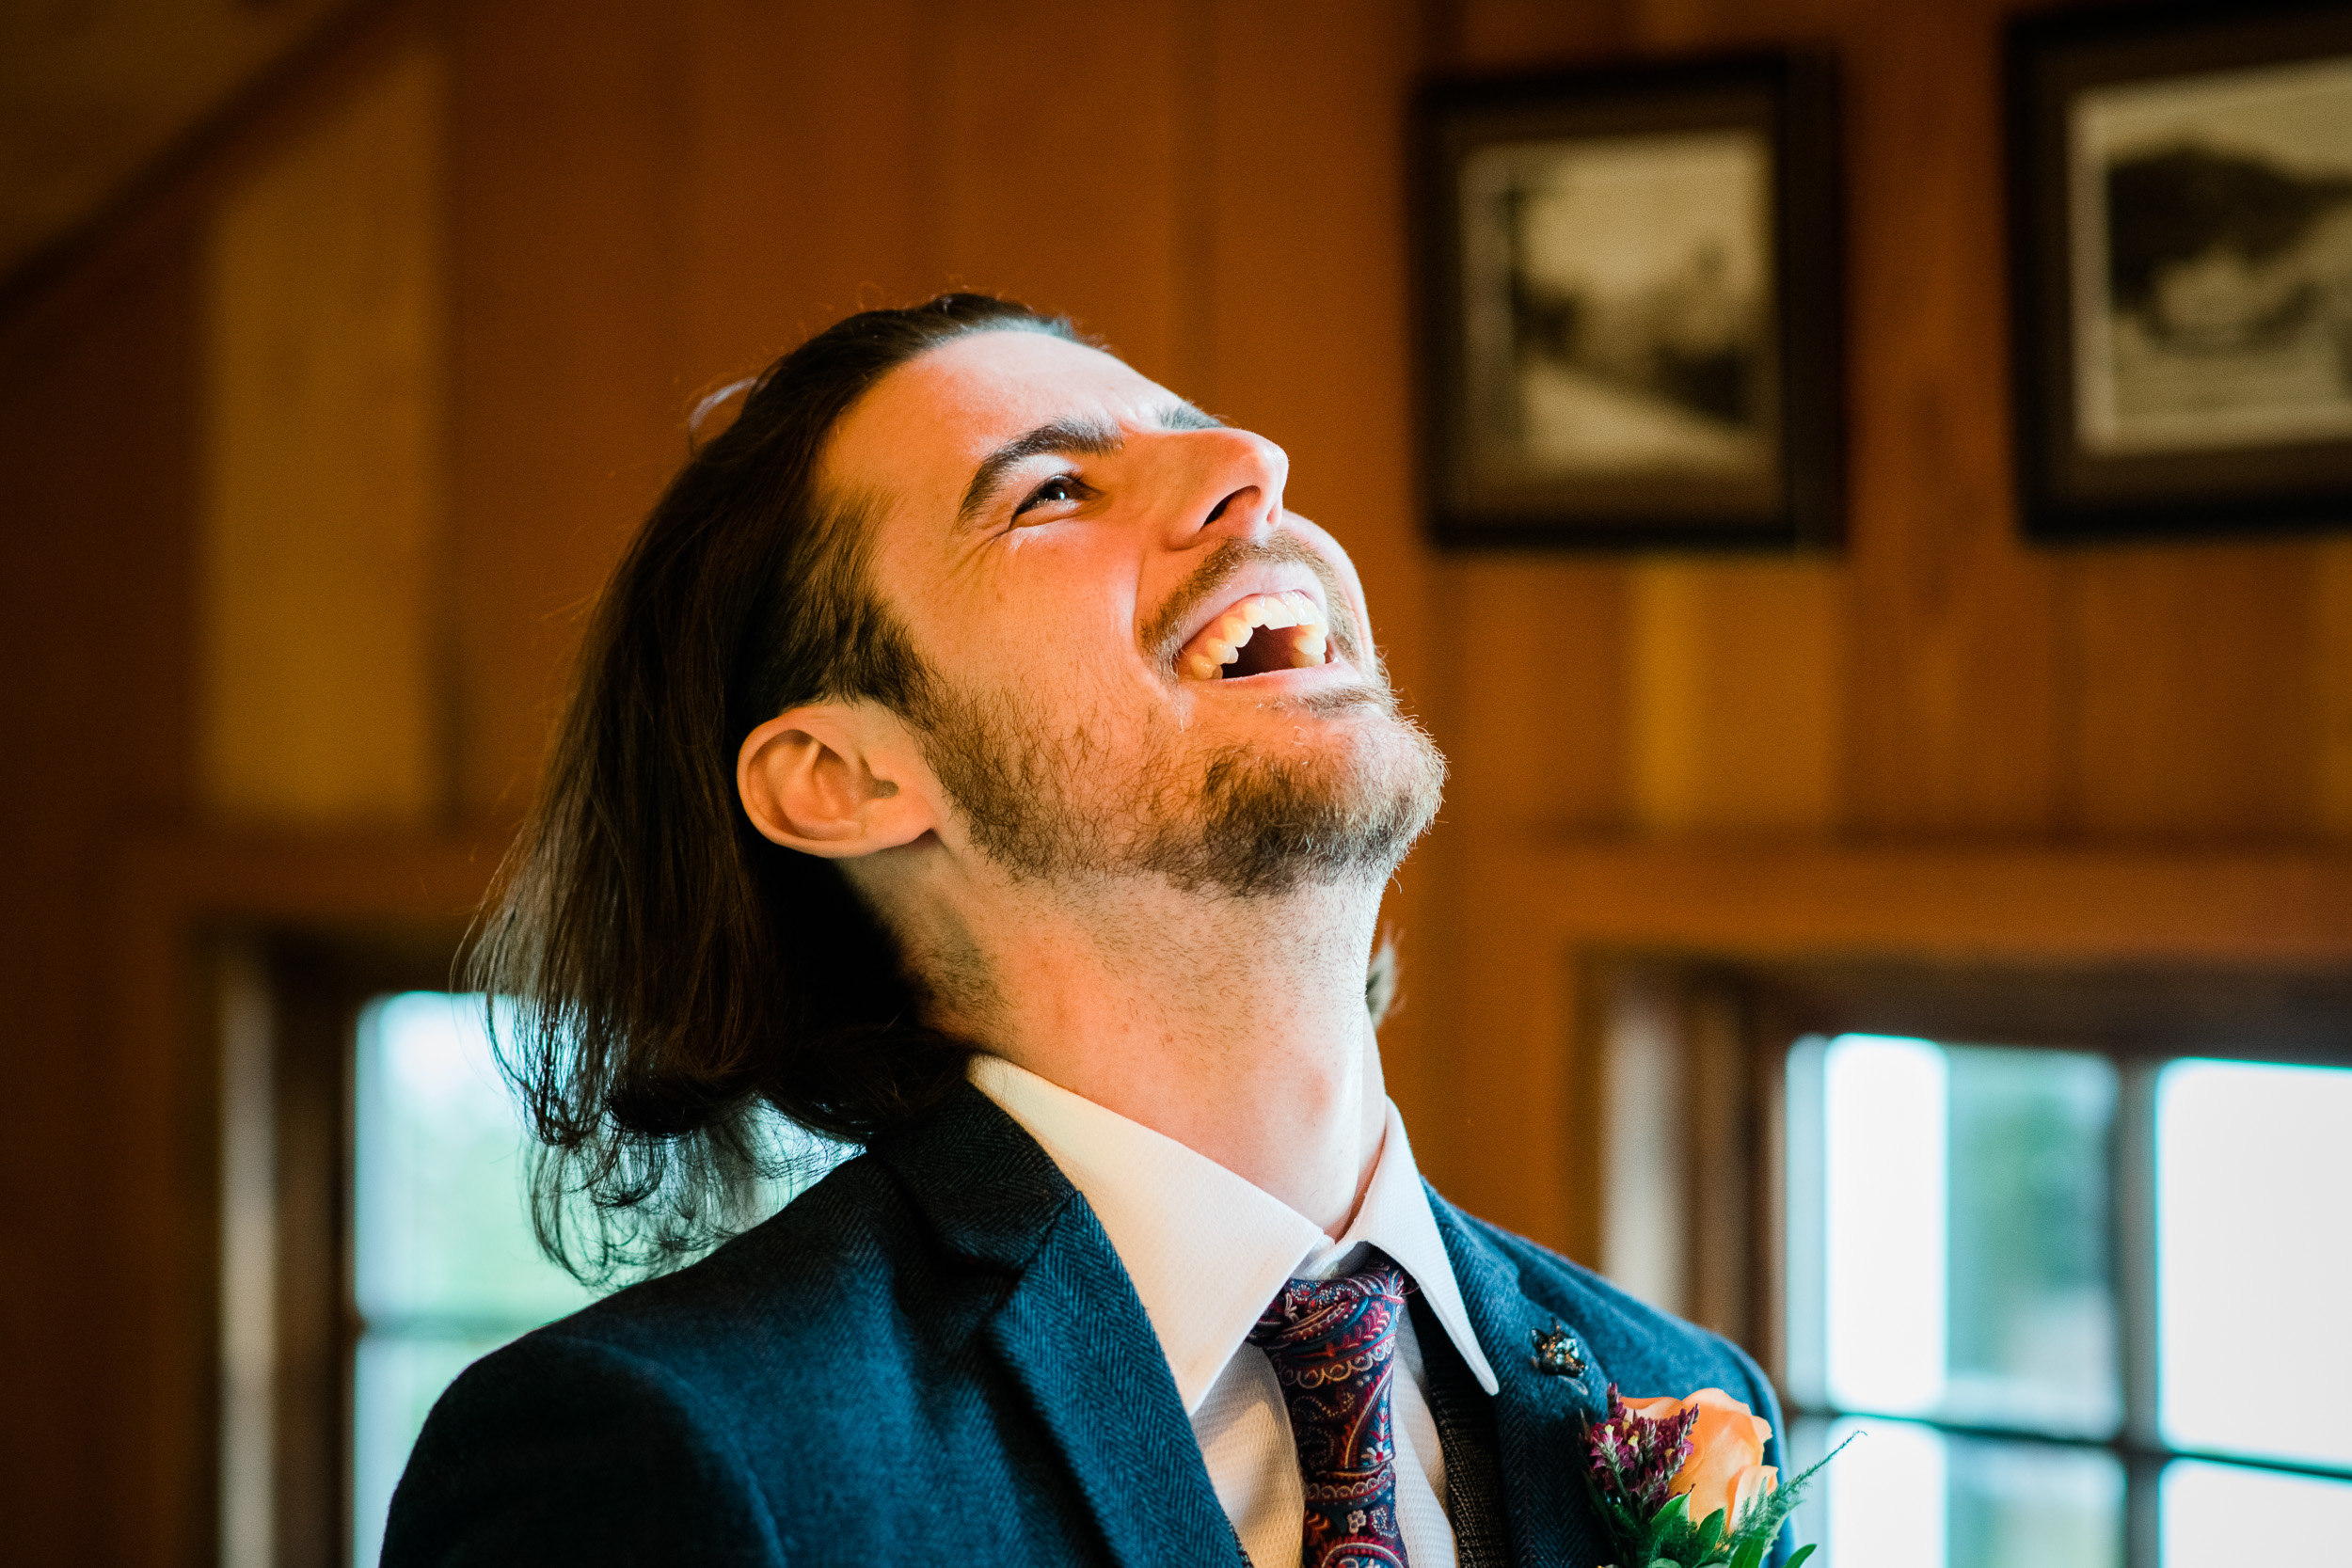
[[990, 1201, 1245, 1566], [1429, 1194, 1615, 1568], [877, 1085, 1241, 1568]]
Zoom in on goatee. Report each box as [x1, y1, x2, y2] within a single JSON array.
[[911, 673, 1446, 897]]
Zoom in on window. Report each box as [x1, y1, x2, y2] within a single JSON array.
[[1782, 1034, 2352, 1565], [343, 990, 844, 1565], [350, 993, 598, 1566]]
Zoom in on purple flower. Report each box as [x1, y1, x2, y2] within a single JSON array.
[[1585, 1384, 1701, 1518]]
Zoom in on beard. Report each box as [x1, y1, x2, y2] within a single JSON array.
[[906, 663, 1447, 898]]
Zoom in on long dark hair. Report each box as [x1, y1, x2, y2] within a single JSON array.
[[467, 294, 1082, 1282]]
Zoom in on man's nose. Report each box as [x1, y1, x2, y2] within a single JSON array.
[[1167, 427, 1291, 544]]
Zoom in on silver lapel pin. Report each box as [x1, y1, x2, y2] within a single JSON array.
[[1531, 1323, 1586, 1377]]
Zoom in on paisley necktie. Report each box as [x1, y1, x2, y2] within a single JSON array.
[[1248, 1257, 1413, 1568]]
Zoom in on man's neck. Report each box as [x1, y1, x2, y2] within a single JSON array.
[[910, 870, 1391, 1235]]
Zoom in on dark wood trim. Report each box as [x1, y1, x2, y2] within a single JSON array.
[[1428, 834, 2352, 1289], [108, 829, 507, 1568]]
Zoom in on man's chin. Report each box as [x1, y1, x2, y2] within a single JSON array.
[[914, 657, 1444, 896], [1136, 714, 1447, 898]]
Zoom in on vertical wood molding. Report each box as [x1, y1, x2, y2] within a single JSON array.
[[2316, 541, 2352, 836], [215, 942, 277, 1568], [1600, 968, 1691, 1315], [1681, 975, 1755, 1346], [1595, 962, 1766, 1350], [1169, 0, 1220, 409], [200, 41, 448, 828]]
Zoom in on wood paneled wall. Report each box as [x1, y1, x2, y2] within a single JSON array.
[[8, 0, 2352, 1560], [1, 224, 201, 1568], [201, 42, 446, 826]]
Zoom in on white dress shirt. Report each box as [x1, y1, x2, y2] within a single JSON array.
[[969, 1055, 1502, 1568]]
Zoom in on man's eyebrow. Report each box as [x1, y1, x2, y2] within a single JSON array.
[[956, 415, 1124, 528], [952, 403, 1224, 528]]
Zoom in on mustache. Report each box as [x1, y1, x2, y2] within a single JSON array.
[[1139, 535, 1368, 671]]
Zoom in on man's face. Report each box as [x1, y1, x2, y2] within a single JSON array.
[[821, 328, 1443, 895]]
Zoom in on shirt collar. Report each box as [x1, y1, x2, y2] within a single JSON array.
[[967, 1055, 1502, 1413]]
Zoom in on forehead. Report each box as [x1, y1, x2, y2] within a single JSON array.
[[822, 329, 1168, 508]]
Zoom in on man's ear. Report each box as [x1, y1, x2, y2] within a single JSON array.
[[737, 703, 938, 858]]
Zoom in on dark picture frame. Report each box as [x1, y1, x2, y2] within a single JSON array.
[[1415, 53, 1841, 549], [2010, 1, 2352, 541]]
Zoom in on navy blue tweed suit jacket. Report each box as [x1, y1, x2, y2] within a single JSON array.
[[384, 1083, 1789, 1567]]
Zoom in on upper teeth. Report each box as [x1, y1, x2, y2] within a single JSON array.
[[1178, 590, 1330, 681]]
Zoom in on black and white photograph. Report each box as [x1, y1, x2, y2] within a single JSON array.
[[1460, 127, 1776, 489], [2073, 55, 2352, 456], [2010, 3, 2352, 539], [1418, 54, 1840, 547]]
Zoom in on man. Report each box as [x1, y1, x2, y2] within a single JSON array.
[[386, 294, 1788, 1567]]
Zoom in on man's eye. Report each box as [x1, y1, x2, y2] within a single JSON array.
[[1012, 474, 1087, 520]]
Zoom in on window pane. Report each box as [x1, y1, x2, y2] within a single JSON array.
[[354, 992, 599, 1323], [1790, 1416, 1948, 1568], [2162, 1458, 2352, 1562], [352, 993, 599, 1568], [1810, 1036, 2121, 1435], [351, 1332, 515, 1568], [1787, 1418, 2122, 1568], [2158, 1058, 2352, 1469], [349, 991, 850, 1568], [1944, 1046, 2118, 1435], [1823, 1036, 1948, 1417], [1945, 1434, 2121, 1568]]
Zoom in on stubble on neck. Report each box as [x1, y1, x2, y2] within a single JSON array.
[[850, 623, 1443, 1228]]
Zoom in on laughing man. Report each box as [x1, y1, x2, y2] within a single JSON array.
[[384, 294, 1788, 1568]]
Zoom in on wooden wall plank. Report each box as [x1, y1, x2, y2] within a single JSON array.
[[931, 0, 1190, 384], [677, 0, 934, 378], [199, 43, 447, 828], [1443, 0, 1633, 67], [1629, 561, 1843, 833], [1201, 0, 1426, 689], [1835, 0, 2067, 837], [0, 225, 199, 1568], [2066, 543, 2320, 839], [1428, 559, 1629, 830], [2318, 541, 2352, 837], [0, 0, 347, 281], [448, 0, 691, 819]]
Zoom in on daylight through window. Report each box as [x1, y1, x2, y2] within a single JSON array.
[[1783, 1035, 2352, 1567]]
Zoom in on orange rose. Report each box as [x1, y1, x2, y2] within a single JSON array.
[[1621, 1387, 1778, 1531]]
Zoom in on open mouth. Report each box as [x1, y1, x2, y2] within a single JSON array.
[[1176, 590, 1330, 682]]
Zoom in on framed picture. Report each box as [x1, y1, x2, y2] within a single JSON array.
[[1415, 53, 1841, 548], [2010, 1, 2352, 540]]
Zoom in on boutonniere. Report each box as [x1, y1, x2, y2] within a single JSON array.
[[1581, 1385, 1847, 1568]]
